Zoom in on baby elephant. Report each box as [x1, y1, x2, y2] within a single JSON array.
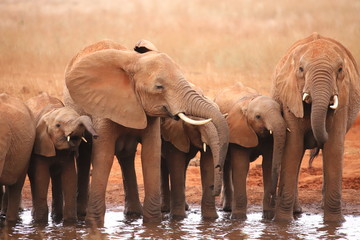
[[26, 93, 97, 224], [0, 94, 35, 223], [214, 82, 287, 220]]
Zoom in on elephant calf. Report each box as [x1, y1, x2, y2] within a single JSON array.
[[0, 93, 35, 223], [26, 92, 97, 224], [214, 82, 287, 220]]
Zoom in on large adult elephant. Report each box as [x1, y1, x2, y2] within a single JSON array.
[[214, 82, 287, 220], [64, 40, 229, 226], [271, 33, 360, 222], [160, 90, 224, 219], [26, 92, 97, 224], [0, 93, 35, 223]]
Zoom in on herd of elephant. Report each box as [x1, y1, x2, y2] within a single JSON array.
[[1, 32, 359, 227]]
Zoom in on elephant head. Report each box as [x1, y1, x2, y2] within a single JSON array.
[[271, 32, 360, 146], [34, 107, 98, 157], [226, 94, 287, 196], [65, 40, 229, 196]]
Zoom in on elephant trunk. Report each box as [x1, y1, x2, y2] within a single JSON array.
[[75, 115, 98, 138], [267, 114, 287, 196], [310, 75, 333, 146], [181, 88, 229, 196], [201, 122, 222, 197]]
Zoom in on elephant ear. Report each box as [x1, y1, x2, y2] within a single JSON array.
[[161, 118, 190, 153], [0, 118, 11, 177], [271, 49, 304, 118], [65, 49, 147, 129], [34, 111, 56, 157], [227, 101, 258, 148]]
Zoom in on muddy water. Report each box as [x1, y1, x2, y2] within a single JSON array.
[[1, 207, 359, 240]]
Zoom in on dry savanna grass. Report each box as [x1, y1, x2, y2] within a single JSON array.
[[1, 0, 360, 101]]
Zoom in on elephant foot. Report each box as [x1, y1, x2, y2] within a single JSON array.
[[262, 210, 275, 220], [231, 212, 247, 220], [324, 212, 345, 223], [77, 211, 86, 221], [201, 210, 218, 219], [170, 213, 186, 221], [143, 215, 162, 224], [124, 210, 143, 219], [63, 217, 77, 226], [273, 211, 293, 222], [51, 212, 63, 224], [85, 216, 104, 228], [124, 203, 143, 217], [222, 205, 232, 212], [293, 205, 303, 214], [161, 203, 170, 213]]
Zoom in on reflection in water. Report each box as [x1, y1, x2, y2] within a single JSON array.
[[0, 207, 359, 240]]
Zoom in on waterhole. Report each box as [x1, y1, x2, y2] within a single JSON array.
[[1, 207, 359, 240]]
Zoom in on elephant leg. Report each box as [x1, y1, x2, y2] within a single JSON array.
[[200, 151, 218, 219], [230, 146, 249, 220], [274, 127, 305, 222], [116, 143, 143, 217], [221, 155, 232, 212], [85, 133, 116, 227], [28, 158, 51, 223], [76, 140, 92, 221], [261, 150, 275, 220], [161, 155, 171, 213], [293, 178, 303, 214], [322, 118, 346, 222], [140, 117, 162, 223], [5, 172, 26, 222], [61, 156, 77, 224], [50, 167, 63, 223], [165, 143, 187, 219], [1, 185, 7, 216]]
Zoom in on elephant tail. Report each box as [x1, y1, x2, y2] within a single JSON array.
[[308, 147, 321, 168]]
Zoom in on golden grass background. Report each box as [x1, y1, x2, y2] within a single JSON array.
[[1, 0, 360, 101]]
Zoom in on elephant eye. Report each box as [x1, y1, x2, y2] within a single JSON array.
[[299, 66, 304, 72], [338, 67, 343, 73], [155, 84, 164, 90], [55, 123, 61, 128], [255, 115, 261, 119]]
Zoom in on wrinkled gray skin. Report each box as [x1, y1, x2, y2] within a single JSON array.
[[271, 33, 360, 222], [0, 94, 35, 223], [215, 82, 287, 220], [26, 93, 97, 224], [161, 111, 222, 219], [63, 40, 229, 226]]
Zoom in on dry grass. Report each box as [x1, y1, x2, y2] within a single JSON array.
[[1, 0, 360, 100]]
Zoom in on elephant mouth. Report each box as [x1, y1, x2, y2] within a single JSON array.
[[302, 92, 339, 110]]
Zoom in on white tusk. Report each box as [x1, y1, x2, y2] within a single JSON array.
[[269, 130, 273, 135], [330, 95, 338, 109], [223, 113, 229, 118], [302, 92, 310, 101], [178, 113, 212, 125], [287, 128, 291, 132], [81, 137, 88, 143], [203, 143, 207, 152], [67, 136, 70, 142]]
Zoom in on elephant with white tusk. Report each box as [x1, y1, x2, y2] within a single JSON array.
[[214, 82, 288, 220], [0, 94, 35, 223], [63, 39, 229, 226], [271, 33, 360, 222], [26, 92, 97, 224], [160, 86, 226, 220]]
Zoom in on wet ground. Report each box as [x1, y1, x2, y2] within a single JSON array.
[[1, 207, 359, 240]]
